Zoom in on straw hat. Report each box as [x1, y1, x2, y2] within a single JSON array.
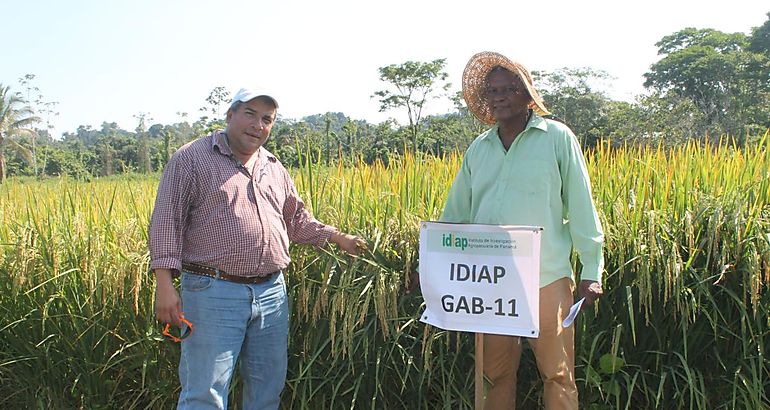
[[462, 51, 550, 125]]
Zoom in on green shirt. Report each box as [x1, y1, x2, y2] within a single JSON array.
[[440, 114, 604, 287]]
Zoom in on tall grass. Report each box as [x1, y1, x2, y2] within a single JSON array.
[[1, 132, 769, 409], [579, 135, 770, 409], [0, 176, 176, 408]]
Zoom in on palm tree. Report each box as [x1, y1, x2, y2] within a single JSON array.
[[0, 84, 39, 182]]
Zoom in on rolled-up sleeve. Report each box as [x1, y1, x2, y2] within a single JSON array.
[[149, 153, 196, 272]]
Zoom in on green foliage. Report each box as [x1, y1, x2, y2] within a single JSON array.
[[0, 84, 40, 182], [533, 67, 614, 146], [601, 93, 709, 145], [199, 86, 231, 117], [748, 12, 770, 55], [373, 59, 451, 153], [644, 26, 770, 136]]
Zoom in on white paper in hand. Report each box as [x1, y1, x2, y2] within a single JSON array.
[[562, 298, 585, 328]]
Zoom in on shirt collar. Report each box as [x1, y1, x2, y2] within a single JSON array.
[[211, 130, 233, 156], [481, 112, 548, 142], [210, 130, 277, 163]]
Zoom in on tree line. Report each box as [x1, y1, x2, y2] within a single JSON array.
[[1, 14, 768, 182]]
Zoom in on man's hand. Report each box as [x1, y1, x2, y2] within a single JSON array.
[[330, 232, 367, 255], [578, 280, 603, 306], [155, 269, 183, 327]]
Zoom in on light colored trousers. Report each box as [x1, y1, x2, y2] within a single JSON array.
[[177, 271, 289, 410], [483, 277, 578, 410]]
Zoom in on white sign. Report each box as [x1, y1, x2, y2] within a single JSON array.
[[419, 222, 542, 337]]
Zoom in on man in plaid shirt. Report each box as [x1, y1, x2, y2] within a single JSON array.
[[149, 87, 365, 409]]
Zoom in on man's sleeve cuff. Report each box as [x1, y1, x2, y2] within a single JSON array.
[[579, 264, 602, 284], [319, 226, 339, 247], [150, 257, 181, 272]]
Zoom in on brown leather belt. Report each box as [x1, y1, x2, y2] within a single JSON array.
[[181, 262, 276, 284]]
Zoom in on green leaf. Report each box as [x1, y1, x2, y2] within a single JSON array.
[[599, 353, 625, 374]]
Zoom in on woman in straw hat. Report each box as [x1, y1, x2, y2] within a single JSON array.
[[440, 52, 605, 409]]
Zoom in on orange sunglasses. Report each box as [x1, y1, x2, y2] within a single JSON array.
[[162, 314, 194, 342]]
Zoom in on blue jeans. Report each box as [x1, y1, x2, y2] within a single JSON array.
[[177, 271, 289, 410]]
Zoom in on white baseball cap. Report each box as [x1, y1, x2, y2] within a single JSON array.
[[229, 87, 279, 111]]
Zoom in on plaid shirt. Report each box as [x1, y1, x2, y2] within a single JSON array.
[[149, 130, 338, 277]]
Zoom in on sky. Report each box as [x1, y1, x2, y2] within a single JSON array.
[[2, 0, 768, 138]]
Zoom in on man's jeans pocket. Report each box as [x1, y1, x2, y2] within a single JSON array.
[[181, 272, 213, 292]]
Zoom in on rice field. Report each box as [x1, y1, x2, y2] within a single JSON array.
[[1, 133, 769, 409]]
